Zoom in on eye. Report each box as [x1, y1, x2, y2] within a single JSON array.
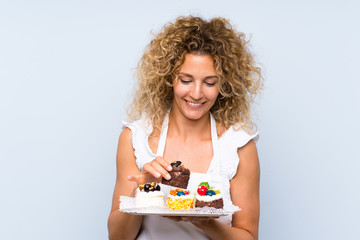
[[204, 81, 217, 86], [180, 79, 192, 84]]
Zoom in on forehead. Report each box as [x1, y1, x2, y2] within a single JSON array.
[[179, 53, 217, 76]]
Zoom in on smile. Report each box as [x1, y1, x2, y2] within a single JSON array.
[[185, 100, 204, 109]]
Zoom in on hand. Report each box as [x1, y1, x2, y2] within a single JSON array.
[[127, 156, 173, 185], [163, 216, 218, 227]]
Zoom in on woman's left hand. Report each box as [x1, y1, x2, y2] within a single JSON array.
[[163, 216, 218, 227]]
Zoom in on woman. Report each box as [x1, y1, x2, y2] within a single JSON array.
[[108, 16, 263, 240]]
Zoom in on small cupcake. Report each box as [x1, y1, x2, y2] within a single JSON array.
[[166, 188, 194, 210], [135, 182, 165, 208]]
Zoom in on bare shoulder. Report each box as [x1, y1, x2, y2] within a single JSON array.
[[116, 128, 139, 176], [233, 139, 260, 181], [119, 127, 132, 143], [237, 139, 258, 158], [117, 127, 135, 154]]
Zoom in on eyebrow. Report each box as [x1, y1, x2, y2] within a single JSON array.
[[178, 72, 219, 80]]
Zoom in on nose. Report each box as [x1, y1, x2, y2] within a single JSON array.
[[189, 81, 203, 100]]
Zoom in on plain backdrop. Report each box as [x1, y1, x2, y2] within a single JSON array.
[[1, 0, 359, 239]]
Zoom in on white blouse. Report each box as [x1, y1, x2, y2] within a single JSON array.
[[122, 113, 259, 240]]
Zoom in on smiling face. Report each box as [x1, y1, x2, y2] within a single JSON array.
[[172, 53, 220, 121]]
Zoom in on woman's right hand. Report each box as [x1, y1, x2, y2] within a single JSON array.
[[127, 156, 173, 185]]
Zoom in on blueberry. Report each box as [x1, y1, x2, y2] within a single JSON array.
[[144, 184, 151, 192], [171, 161, 182, 167], [206, 190, 216, 196], [177, 191, 185, 196], [154, 184, 161, 191]]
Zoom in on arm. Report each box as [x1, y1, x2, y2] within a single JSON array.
[[186, 139, 260, 240], [107, 128, 143, 240], [107, 128, 173, 240]]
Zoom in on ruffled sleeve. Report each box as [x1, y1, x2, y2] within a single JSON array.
[[122, 118, 157, 170], [219, 127, 259, 179]]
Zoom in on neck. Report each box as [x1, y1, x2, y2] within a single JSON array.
[[168, 108, 211, 141]]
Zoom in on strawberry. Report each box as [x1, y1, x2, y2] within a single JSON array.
[[197, 185, 208, 196]]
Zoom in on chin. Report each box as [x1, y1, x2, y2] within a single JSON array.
[[182, 110, 208, 121]]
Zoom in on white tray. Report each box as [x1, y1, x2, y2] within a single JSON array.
[[120, 207, 238, 217], [119, 196, 241, 217]]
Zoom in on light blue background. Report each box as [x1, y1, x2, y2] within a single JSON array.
[[1, 1, 359, 239]]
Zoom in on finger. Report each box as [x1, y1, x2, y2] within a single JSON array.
[[127, 174, 146, 185], [186, 216, 218, 224], [151, 161, 171, 180], [155, 156, 172, 172], [162, 216, 181, 222], [127, 175, 138, 182], [142, 163, 162, 179], [181, 216, 190, 222]]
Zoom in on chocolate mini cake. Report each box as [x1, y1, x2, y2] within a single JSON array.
[[162, 161, 190, 189]]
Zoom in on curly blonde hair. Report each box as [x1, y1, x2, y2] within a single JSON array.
[[128, 16, 262, 132]]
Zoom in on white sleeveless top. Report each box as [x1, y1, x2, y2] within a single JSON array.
[[122, 113, 259, 240]]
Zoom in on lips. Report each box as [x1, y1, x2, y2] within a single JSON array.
[[184, 99, 204, 109]]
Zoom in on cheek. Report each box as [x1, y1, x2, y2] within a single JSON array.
[[208, 89, 220, 101], [173, 85, 188, 97]]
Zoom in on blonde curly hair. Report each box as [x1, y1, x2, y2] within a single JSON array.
[[128, 16, 263, 132]]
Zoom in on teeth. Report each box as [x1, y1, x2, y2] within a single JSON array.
[[187, 101, 202, 107]]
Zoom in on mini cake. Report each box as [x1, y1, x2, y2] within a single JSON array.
[[195, 182, 224, 209], [135, 182, 165, 208], [162, 161, 190, 189], [166, 188, 194, 210]]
